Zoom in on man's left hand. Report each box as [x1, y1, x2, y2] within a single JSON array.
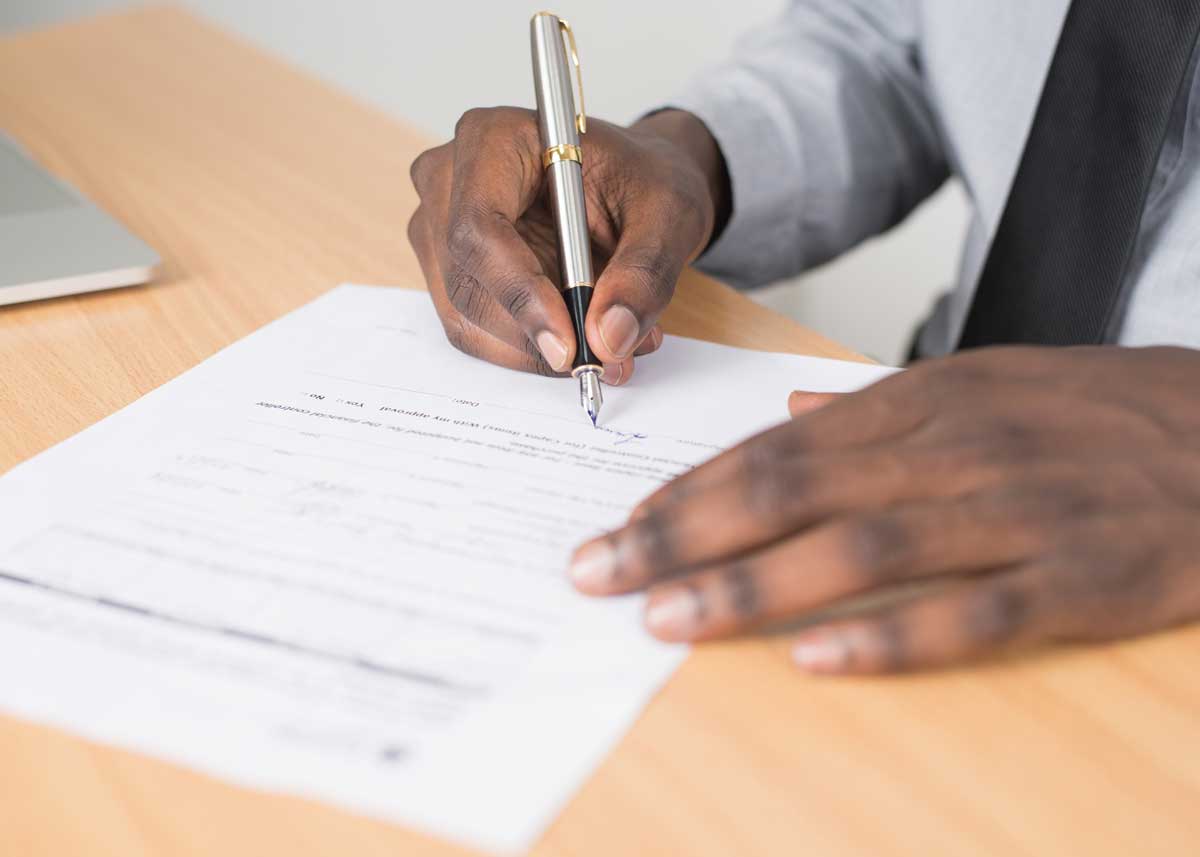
[[569, 346, 1200, 674]]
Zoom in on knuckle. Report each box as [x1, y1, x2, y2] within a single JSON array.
[[626, 509, 679, 579], [508, 288, 537, 323], [721, 564, 760, 618], [845, 513, 916, 583], [406, 210, 425, 250], [965, 585, 1031, 646], [740, 429, 799, 480], [740, 451, 793, 521], [494, 274, 539, 322], [862, 616, 909, 672], [409, 150, 432, 189], [444, 267, 488, 321], [453, 107, 491, 138], [409, 146, 447, 192], [738, 437, 817, 527], [446, 212, 489, 267]]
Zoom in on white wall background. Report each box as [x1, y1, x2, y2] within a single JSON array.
[[1, 0, 968, 364]]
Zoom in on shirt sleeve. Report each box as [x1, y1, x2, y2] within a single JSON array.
[[663, 0, 948, 289]]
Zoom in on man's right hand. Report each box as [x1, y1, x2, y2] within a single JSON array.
[[407, 108, 729, 384]]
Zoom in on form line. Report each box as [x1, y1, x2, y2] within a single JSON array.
[[0, 569, 480, 694]]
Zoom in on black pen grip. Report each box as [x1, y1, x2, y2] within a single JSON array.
[[565, 286, 599, 371]]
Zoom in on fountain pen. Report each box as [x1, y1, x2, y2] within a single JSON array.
[[530, 12, 603, 426]]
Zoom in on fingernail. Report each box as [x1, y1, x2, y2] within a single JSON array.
[[536, 331, 569, 372], [792, 634, 850, 674], [645, 589, 700, 639], [599, 305, 641, 359], [570, 540, 617, 591], [787, 391, 805, 418], [601, 362, 624, 385]]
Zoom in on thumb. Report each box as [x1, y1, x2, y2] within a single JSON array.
[[788, 390, 842, 418]]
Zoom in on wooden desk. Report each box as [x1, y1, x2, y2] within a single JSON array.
[[0, 8, 1197, 856]]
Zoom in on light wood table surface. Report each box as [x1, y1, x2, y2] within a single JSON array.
[[1, 8, 1198, 857]]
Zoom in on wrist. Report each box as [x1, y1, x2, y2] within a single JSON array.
[[632, 109, 732, 248]]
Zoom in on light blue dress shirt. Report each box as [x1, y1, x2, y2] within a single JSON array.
[[667, 0, 1200, 355]]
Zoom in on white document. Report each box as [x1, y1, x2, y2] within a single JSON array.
[[0, 285, 894, 854]]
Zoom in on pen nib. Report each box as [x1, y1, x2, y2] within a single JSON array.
[[578, 368, 602, 427]]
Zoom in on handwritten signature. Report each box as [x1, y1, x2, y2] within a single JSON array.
[[596, 425, 648, 445]]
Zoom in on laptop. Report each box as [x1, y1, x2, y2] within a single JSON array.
[[0, 131, 158, 306]]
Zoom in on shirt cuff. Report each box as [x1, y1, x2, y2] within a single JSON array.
[[657, 68, 810, 290]]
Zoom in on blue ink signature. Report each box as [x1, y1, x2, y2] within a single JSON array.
[[596, 425, 648, 445]]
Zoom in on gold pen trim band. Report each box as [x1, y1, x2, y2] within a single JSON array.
[[571, 364, 602, 378], [560, 280, 592, 292], [543, 143, 582, 168]]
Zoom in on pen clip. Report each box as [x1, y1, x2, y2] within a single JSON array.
[[557, 17, 586, 134]]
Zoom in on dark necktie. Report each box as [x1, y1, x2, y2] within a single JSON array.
[[958, 0, 1200, 349]]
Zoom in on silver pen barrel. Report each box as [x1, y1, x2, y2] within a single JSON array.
[[530, 12, 602, 425]]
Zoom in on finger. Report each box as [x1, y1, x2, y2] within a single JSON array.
[[445, 109, 576, 371], [641, 490, 1065, 642], [634, 325, 664, 357], [407, 207, 437, 288], [418, 143, 563, 372], [418, 211, 560, 375], [409, 141, 453, 199], [443, 205, 576, 370], [432, 206, 638, 384], [407, 145, 452, 282], [601, 358, 636, 387], [788, 563, 1050, 675], [788, 390, 841, 418], [434, 290, 565, 373], [634, 374, 925, 516], [585, 210, 696, 363], [571, 442, 1005, 596]]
